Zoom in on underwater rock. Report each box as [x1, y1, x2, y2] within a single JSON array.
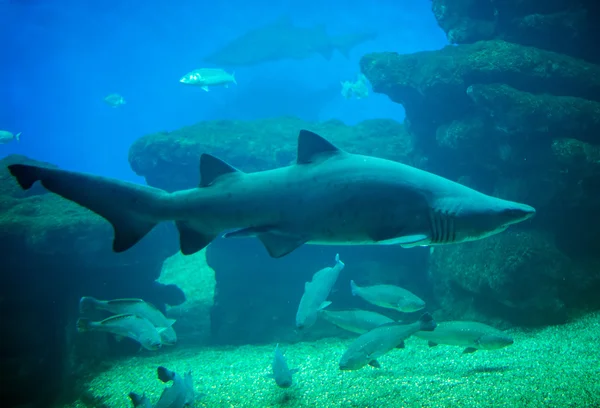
[[429, 230, 581, 326], [466, 83, 600, 146], [431, 0, 600, 63], [0, 155, 177, 407], [129, 117, 416, 191], [361, 40, 600, 147], [158, 249, 216, 344]]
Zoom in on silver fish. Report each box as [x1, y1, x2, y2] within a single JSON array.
[[0, 130, 20, 144], [76, 314, 163, 351], [266, 344, 299, 388], [79, 297, 177, 345], [350, 280, 425, 312], [320, 308, 394, 334], [339, 313, 436, 370], [414, 321, 514, 353], [296, 253, 344, 330]]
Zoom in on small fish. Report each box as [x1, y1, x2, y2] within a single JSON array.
[[320, 308, 394, 334], [350, 280, 425, 313], [295, 253, 345, 330], [339, 313, 436, 371], [179, 68, 237, 92], [76, 313, 163, 351], [414, 321, 514, 354], [128, 392, 152, 408], [104, 93, 126, 107], [0, 130, 21, 144], [341, 73, 369, 99], [266, 344, 299, 388], [79, 296, 177, 345], [154, 366, 196, 408]]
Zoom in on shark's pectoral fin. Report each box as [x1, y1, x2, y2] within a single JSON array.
[[175, 221, 215, 255], [368, 225, 428, 247], [398, 235, 429, 248]]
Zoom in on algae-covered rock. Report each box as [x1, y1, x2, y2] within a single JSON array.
[[431, 0, 599, 64], [466, 83, 600, 145], [158, 249, 216, 345], [429, 230, 577, 325], [361, 40, 600, 145], [129, 117, 415, 191], [0, 155, 178, 407]]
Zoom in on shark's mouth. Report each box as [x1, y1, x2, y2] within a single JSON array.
[[428, 210, 456, 244]]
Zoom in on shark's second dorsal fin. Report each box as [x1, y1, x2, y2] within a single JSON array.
[[199, 154, 242, 187], [297, 130, 342, 164]]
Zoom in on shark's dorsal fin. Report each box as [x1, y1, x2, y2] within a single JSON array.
[[297, 130, 342, 164], [199, 154, 242, 187]]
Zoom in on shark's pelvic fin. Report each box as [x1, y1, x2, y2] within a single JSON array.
[[175, 221, 215, 255], [199, 153, 243, 187], [8, 164, 161, 252], [223, 226, 306, 257], [297, 130, 342, 164]]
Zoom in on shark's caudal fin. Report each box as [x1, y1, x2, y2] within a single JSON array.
[[8, 164, 167, 252]]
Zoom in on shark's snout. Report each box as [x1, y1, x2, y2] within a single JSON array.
[[504, 203, 536, 225], [517, 204, 536, 221]]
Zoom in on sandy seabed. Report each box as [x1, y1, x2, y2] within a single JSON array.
[[65, 312, 600, 408]]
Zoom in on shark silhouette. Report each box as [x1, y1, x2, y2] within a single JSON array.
[[8, 130, 535, 259], [202, 17, 377, 66]]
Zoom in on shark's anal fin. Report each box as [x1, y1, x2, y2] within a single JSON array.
[[223, 227, 306, 258], [175, 221, 215, 255], [199, 154, 243, 187], [296, 130, 343, 164]]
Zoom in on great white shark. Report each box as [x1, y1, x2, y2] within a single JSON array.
[[8, 130, 535, 258]]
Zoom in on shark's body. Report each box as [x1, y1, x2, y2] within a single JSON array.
[[202, 17, 377, 66], [7, 130, 535, 258]]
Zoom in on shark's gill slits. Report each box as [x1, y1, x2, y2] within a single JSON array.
[[429, 210, 456, 244]]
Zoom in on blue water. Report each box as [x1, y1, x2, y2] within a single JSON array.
[[2, 0, 446, 182]]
